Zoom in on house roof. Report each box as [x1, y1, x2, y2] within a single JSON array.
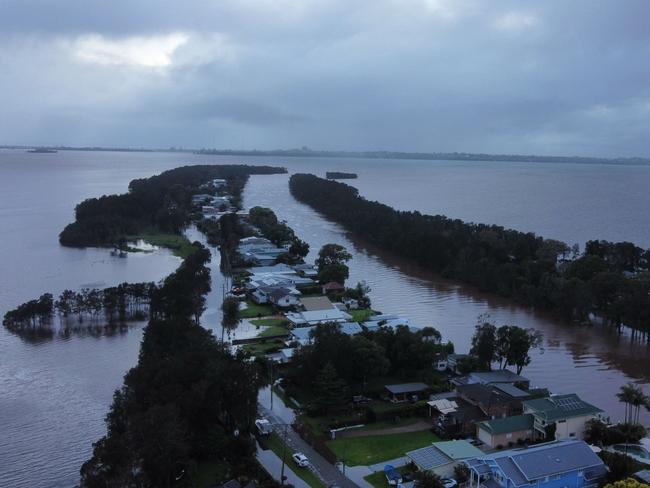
[[469, 370, 529, 385], [385, 382, 429, 394], [322, 281, 344, 290], [472, 440, 606, 486], [634, 469, 650, 484], [435, 440, 485, 459], [300, 296, 335, 311], [476, 414, 534, 435], [339, 322, 363, 335], [407, 444, 452, 470], [291, 327, 314, 342], [407, 441, 483, 470], [457, 383, 517, 409], [427, 399, 459, 414], [523, 394, 603, 422], [493, 383, 531, 398]]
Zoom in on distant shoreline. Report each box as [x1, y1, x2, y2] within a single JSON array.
[[2, 144, 650, 165]]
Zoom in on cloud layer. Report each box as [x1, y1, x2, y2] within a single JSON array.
[[1, 0, 649, 156]]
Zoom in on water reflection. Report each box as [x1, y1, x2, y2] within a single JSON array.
[[243, 173, 650, 425]]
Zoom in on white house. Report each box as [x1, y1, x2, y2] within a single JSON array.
[[522, 394, 604, 441], [286, 308, 352, 326]]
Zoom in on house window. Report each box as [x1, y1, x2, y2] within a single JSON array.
[[557, 419, 566, 423], [569, 432, 576, 437], [506, 433, 513, 439]]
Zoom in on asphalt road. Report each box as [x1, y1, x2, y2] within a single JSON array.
[[259, 404, 359, 488]]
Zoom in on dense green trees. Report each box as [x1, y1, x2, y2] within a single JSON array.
[[288, 323, 450, 407], [60, 165, 285, 248], [3, 283, 156, 336], [316, 243, 352, 284], [248, 206, 295, 246], [80, 242, 262, 487], [469, 317, 542, 373], [289, 174, 650, 335]]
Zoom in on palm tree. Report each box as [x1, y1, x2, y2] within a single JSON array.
[[617, 384, 637, 424], [617, 383, 649, 425]]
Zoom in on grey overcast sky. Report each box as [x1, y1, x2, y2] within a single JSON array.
[[1, 0, 649, 156]]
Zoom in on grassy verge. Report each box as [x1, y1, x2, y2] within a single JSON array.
[[326, 430, 439, 466], [251, 318, 288, 327], [127, 233, 195, 259], [240, 302, 274, 319], [261, 433, 325, 488]]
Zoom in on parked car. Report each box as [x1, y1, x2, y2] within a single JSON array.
[[442, 478, 458, 488], [255, 418, 273, 436], [292, 452, 309, 467]]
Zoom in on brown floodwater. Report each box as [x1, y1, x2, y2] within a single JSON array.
[[1, 150, 649, 487], [242, 173, 650, 428]]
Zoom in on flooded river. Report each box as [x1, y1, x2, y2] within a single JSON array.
[[0, 150, 649, 486]]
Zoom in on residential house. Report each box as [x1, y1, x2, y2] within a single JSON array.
[[447, 354, 473, 373], [292, 263, 319, 278], [464, 440, 608, 488], [522, 394, 604, 441], [385, 382, 429, 403], [285, 308, 352, 326], [407, 440, 484, 478], [322, 281, 344, 294], [267, 288, 301, 308], [436, 403, 487, 438], [290, 322, 363, 346], [456, 384, 524, 419], [476, 414, 535, 448], [453, 370, 530, 389], [300, 296, 336, 311]]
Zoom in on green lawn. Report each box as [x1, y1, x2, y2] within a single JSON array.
[[251, 318, 288, 327], [349, 309, 378, 322], [128, 233, 195, 258], [242, 339, 284, 356], [261, 433, 325, 488], [251, 318, 289, 338], [240, 302, 274, 318], [327, 430, 439, 466]]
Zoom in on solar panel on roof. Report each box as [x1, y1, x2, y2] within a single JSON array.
[[555, 397, 585, 411]]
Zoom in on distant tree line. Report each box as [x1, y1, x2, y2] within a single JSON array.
[[80, 241, 266, 487], [59, 164, 285, 248], [3, 283, 156, 336], [289, 174, 650, 336]]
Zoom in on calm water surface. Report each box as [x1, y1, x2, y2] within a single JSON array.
[[1, 150, 649, 487]]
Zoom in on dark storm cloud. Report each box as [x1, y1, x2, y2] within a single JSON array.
[[2, 0, 650, 156]]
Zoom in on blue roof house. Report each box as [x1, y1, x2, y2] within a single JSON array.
[[464, 440, 607, 488]]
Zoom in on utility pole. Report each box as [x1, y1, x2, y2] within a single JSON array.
[[270, 362, 274, 411], [280, 424, 288, 485]]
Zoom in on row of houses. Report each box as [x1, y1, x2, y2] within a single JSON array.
[[238, 237, 290, 266], [425, 368, 605, 449], [403, 438, 607, 488]]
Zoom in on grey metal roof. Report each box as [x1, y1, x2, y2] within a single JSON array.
[[470, 370, 529, 384], [496, 441, 604, 484], [385, 382, 428, 394], [406, 445, 452, 470], [634, 469, 650, 484], [494, 383, 531, 398]]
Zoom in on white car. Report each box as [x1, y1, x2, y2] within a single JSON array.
[[292, 452, 309, 467], [442, 478, 458, 488]]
